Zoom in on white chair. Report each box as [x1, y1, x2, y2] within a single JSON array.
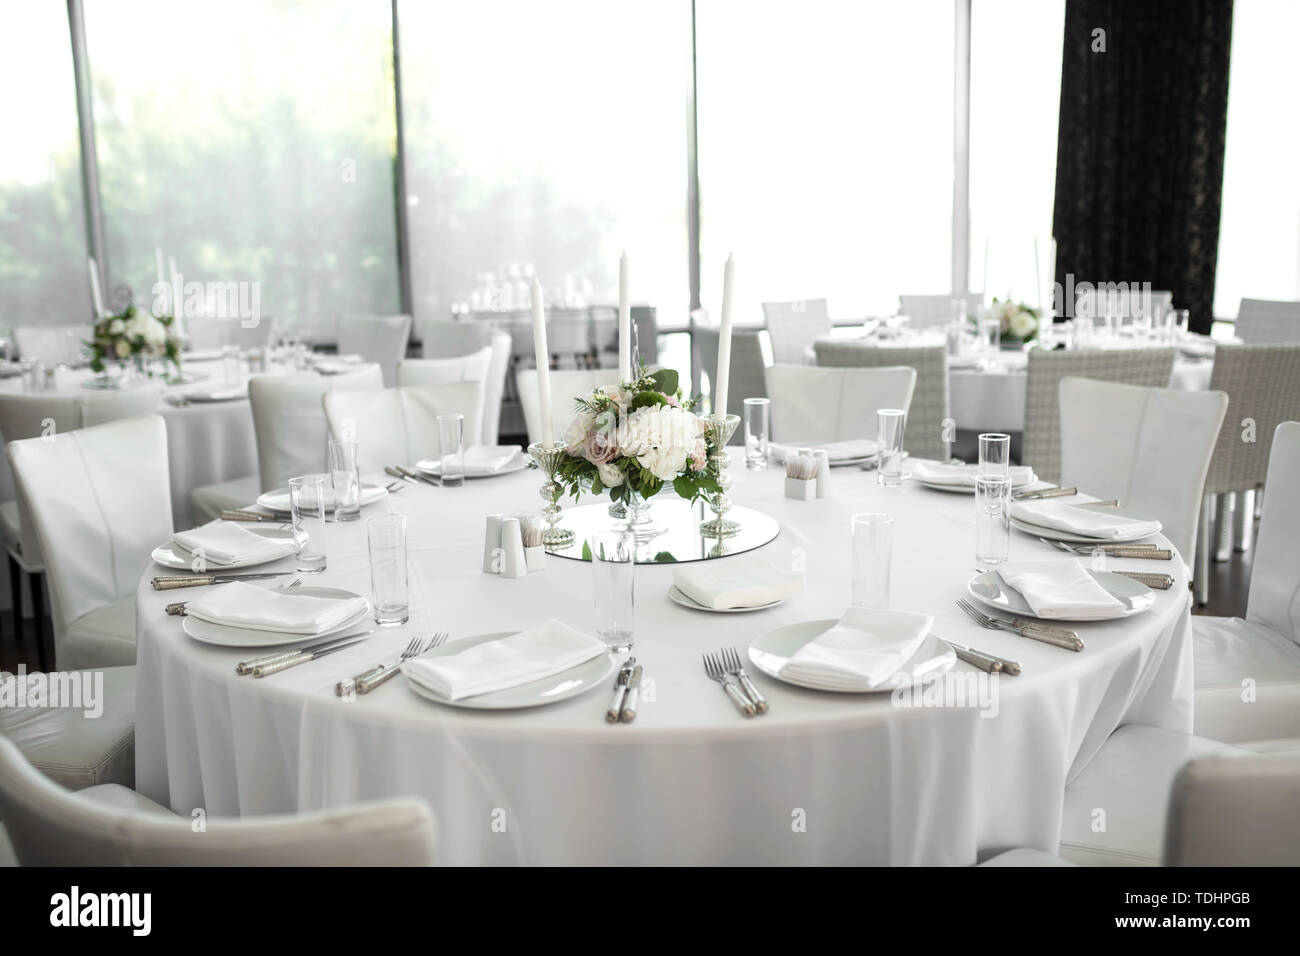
[[516, 368, 616, 447], [420, 318, 489, 358], [12, 325, 93, 366], [899, 293, 984, 329], [398, 348, 493, 445], [337, 314, 412, 387], [762, 298, 831, 365], [0, 735, 436, 866], [693, 324, 768, 437], [323, 383, 484, 475], [763, 364, 916, 444], [185, 316, 275, 351], [7, 415, 173, 670], [1075, 287, 1173, 323], [1058, 377, 1227, 567], [420, 323, 511, 445], [1236, 297, 1300, 344], [1193, 421, 1300, 743]]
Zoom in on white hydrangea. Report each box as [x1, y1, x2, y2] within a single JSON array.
[[620, 405, 705, 481], [597, 462, 624, 487], [562, 410, 596, 454]]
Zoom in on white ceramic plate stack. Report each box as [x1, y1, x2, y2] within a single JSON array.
[[415, 448, 528, 479], [183, 586, 370, 648], [965, 568, 1155, 621], [1009, 502, 1162, 545]]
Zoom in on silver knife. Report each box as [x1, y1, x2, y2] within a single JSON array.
[[620, 664, 644, 723], [252, 637, 368, 678], [1005, 616, 1085, 651], [606, 657, 635, 723], [152, 572, 288, 590], [237, 629, 374, 675], [397, 465, 438, 486], [1014, 486, 1077, 500], [949, 641, 1020, 676]]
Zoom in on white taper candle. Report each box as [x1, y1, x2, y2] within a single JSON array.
[[531, 276, 553, 445], [618, 251, 631, 383], [714, 254, 735, 417], [88, 258, 105, 318]]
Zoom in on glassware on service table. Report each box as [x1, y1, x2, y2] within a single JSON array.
[[328, 439, 362, 522], [367, 513, 409, 626], [437, 413, 465, 487], [743, 397, 770, 471], [977, 313, 1001, 354], [850, 512, 893, 609], [592, 531, 635, 652], [974, 475, 1013, 566], [1171, 309, 1190, 340], [20, 358, 41, 393], [978, 433, 1011, 477], [220, 344, 241, 385], [288, 474, 328, 573], [875, 408, 907, 486]]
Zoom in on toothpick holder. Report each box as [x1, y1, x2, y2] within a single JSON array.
[[785, 476, 817, 500]]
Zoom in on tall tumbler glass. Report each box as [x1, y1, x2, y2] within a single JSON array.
[[876, 409, 907, 486], [437, 413, 465, 487], [978, 433, 1011, 477], [975, 475, 1012, 566], [592, 531, 635, 652], [743, 397, 770, 471], [367, 513, 409, 626], [289, 475, 328, 572], [328, 439, 361, 522], [851, 513, 893, 609], [221, 344, 241, 385]]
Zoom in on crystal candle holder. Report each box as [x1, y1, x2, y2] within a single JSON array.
[[699, 414, 741, 537], [527, 441, 576, 550]]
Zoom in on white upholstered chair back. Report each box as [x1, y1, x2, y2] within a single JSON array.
[[417, 326, 511, 444], [186, 316, 275, 351], [248, 366, 383, 491], [1236, 298, 1300, 345], [1245, 422, 1300, 644], [397, 348, 493, 444], [420, 318, 489, 358], [12, 324, 93, 365], [1058, 377, 1227, 565], [899, 293, 984, 329], [7, 415, 173, 647], [337, 314, 412, 387], [761, 298, 831, 365], [764, 364, 916, 444], [516, 368, 616, 446], [323, 383, 484, 475], [0, 735, 436, 866]]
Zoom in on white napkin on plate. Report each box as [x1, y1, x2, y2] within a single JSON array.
[[995, 559, 1127, 620], [172, 521, 294, 566], [1010, 500, 1161, 539], [463, 445, 520, 473], [912, 460, 1037, 488], [185, 581, 367, 633], [778, 607, 935, 691], [672, 555, 805, 610], [188, 385, 246, 402], [769, 439, 877, 463], [401, 619, 605, 701]]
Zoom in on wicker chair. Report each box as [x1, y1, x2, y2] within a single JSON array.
[[1022, 348, 1176, 483], [762, 298, 831, 365], [1236, 298, 1300, 345], [899, 293, 983, 329], [1196, 344, 1300, 604], [693, 326, 767, 445], [812, 341, 950, 460]]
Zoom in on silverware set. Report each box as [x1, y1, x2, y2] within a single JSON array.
[[1040, 537, 1172, 562], [1012, 485, 1118, 507], [606, 656, 643, 723], [152, 570, 291, 591], [219, 509, 286, 524], [385, 465, 437, 486], [944, 639, 1021, 675], [334, 632, 447, 697], [167, 577, 301, 616], [703, 647, 768, 718], [235, 628, 373, 678], [956, 598, 1085, 651]]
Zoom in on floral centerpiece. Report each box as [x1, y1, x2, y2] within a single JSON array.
[[87, 300, 182, 380], [554, 366, 721, 522], [983, 298, 1042, 346]]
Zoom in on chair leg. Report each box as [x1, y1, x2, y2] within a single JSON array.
[[28, 571, 49, 672], [7, 555, 21, 646], [1196, 495, 1213, 606], [1234, 489, 1254, 553], [1214, 492, 1233, 563]]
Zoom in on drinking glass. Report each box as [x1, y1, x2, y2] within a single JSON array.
[[978, 433, 1011, 477], [221, 344, 241, 385], [592, 531, 634, 652], [975, 475, 1012, 566], [328, 439, 361, 522], [1171, 309, 1190, 339], [977, 315, 1001, 353], [743, 397, 770, 471], [876, 409, 907, 486], [367, 513, 409, 626], [437, 413, 465, 487], [851, 513, 893, 609], [289, 475, 328, 572], [20, 358, 40, 393]]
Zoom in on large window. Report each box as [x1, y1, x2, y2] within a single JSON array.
[[83, 0, 400, 334], [696, 0, 955, 324], [1215, 0, 1300, 318], [399, 0, 691, 330], [0, 2, 92, 329]]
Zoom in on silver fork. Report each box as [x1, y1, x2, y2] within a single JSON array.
[[166, 576, 301, 616], [342, 631, 447, 696], [1040, 537, 1170, 560], [955, 598, 1084, 651], [703, 652, 755, 717], [722, 646, 768, 714]]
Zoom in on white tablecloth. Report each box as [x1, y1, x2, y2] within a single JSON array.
[[134, 459, 1193, 865]]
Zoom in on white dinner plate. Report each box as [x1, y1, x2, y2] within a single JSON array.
[[667, 585, 783, 614], [181, 388, 248, 404], [182, 587, 370, 648], [914, 473, 1040, 495], [151, 528, 296, 571], [1010, 502, 1163, 544], [415, 451, 528, 479], [404, 632, 618, 710], [966, 568, 1155, 621], [256, 482, 388, 514], [748, 620, 956, 693], [184, 348, 226, 362]]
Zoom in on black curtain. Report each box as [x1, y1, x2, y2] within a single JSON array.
[[1052, 0, 1233, 333]]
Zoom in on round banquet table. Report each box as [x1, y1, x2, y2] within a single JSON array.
[[134, 456, 1194, 866]]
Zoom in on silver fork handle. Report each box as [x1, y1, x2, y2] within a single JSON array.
[[719, 679, 756, 717], [735, 672, 768, 714]]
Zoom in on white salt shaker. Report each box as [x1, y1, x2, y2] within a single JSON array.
[[482, 514, 504, 574], [500, 517, 527, 579], [814, 449, 831, 498]]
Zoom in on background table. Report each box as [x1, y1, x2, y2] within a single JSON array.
[[134, 457, 1193, 865]]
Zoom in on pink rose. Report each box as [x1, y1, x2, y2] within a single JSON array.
[[584, 429, 619, 465]]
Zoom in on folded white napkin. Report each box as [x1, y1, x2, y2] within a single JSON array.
[[189, 385, 247, 401], [778, 607, 935, 691], [912, 460, 1037, 488], [401, 619, 606, 700], [185, 581, 367, 633], [463, 445, 520, 473], [172, 521, 294, 566], [995, 559, 1127, 620], [672, 555, 805, 610], [1010, 500, 1161, 539], [769, 439, 877, 463]]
